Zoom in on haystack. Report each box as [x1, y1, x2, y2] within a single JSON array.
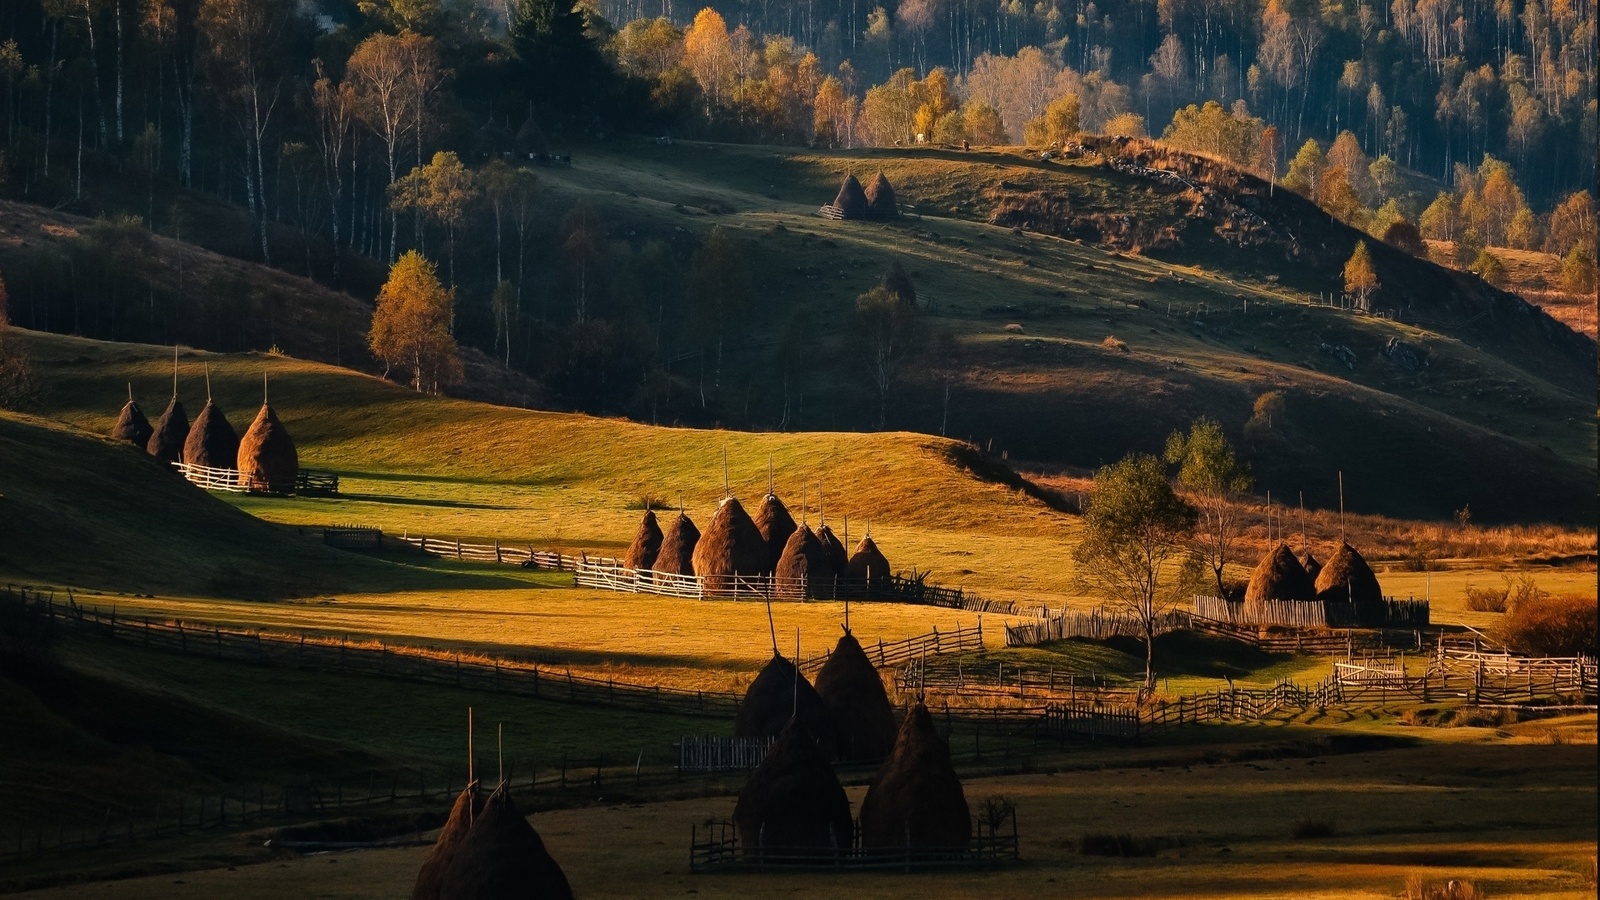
[[1313, 541, 1383, 606], [774, 525, 830, 599], [236, 402, 298, 493], [859, 702, 970, 851], [412, 784, 483, 900], [734, 653, 836, 758], [111, 396, 153, 447], [814, 631, 897, 762], [864, 172, 899, 220], [845, 536, 892, 597], [182, 399, 238, 469], [1300, 549, 1322, 581], [753, 493, 797, 573], [832, 174, 869, 219], [146, 395, 190, 463], [732, 717, 853, 860], [653, 511, 699, 575], [815, 524, 848, 580], [1242, 542, 1316, 610], [881, 260, 917, 308], [437, 783, 573, 900], [624, 509, 664, 570], [691, 496, 768, 592]]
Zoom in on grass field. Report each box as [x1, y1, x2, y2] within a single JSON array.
[[15, 742, 1595, 899]]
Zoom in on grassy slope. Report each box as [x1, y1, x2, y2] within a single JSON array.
[[529, 141, 1595, 523]]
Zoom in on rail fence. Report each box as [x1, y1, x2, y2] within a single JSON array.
[[1004, 606, 1190, 646], [690, 806, 1016, 873], [797, 622, 986, 672], [1192, 594, 1430, 630], [897, 656, 1139, 705], [677, 736, 774, 772], [172, 461, 339, 496]]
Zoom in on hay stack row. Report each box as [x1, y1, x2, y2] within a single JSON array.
[[412, 781, 573, 900], [1242, 540, 1384, 618], [830, 172, 900, 220], [113, 377, 299, 493], [622, 492, 893, 597], [731, 631, 969, 858]]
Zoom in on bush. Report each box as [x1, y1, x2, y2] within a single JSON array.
[[1463, 579, 1510, 613], [1290, 817, 1337, 839], [1497, 593, 1597, 657], [1405, 874, 1483, 900], [1078, 832, 1159, 857], [1101, 334, 1129, 352]]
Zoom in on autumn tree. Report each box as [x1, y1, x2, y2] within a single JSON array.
[[1164, 419, 1253, 600], [1471, 249, 1508, 288], [1023, 92, 1079, 146], [368, 251, 460, 393], [390, 151, 477, 289], [1162, 100, 1264, 165], [1072, 453, 1198, 694], [1544, 192, 1597, 259], [1418, 192, 1459, 241], [348, 32, 415, 260], [1343, 241, 1378, 309], [310, 65, 355, 282], [682, 7, 734, 115], [1560, 248, 1598, 295], [1282, 139, 1325, 197], [853, 284, 921, 428], [1104, 112, 1146, 138]]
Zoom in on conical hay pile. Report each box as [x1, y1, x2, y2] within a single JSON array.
[[881, 260, 917, 308], [732, 718, 853, 860], [623, 509, 664, 570], [845, 536, 892, 596], [1314, 541, 1383, 605], [182, 400, 239, 469], [412, 784, 483, 900], [1242, 543, 1316, 609], [734, 653, 836, 758], [832, 174, 869, 219], [1300, 550, 1322, 581], [864, 172, 899, 219], [236, 403, 298, 493], [815, 524, 848, 579], [653, 512, 699, 575], [814, 632, 897, 762], [111, 399, 153, 447], [753, 493, 797, 572], [691, 496, 768, 592], [859, 703, 970, 850], [437, 783, 573, 900], [146, 396, 189, 463], [774, 525, 829, 599]]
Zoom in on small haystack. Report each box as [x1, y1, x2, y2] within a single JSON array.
[[653, 511, 700, 575], [881, 260, 917, 308], [146, 394, 190, 463], [691, 496, 768, 592], [732, 717, 853, 860], [624, 509, 664, 570], [774, 525, 830, 599], [236, 400, 298, 493], [846, 535, 892, 597], [814, 631, 897, 762], [182, 399, 238, 469], [1242, 542, 1316, 610], [734, 653, 836, 757], [1300, 549, 1322, 581], [864, 172, 899, 220], [437, 783, 573, 900], [1314, 541, 1383, 606], [859, 702, 970, 851], [815, 524, 848, 581], [753, 493, 797, 573], [111, 390, 153, 447], [832, 174, 869, 219], [412, 784, 483, 900]]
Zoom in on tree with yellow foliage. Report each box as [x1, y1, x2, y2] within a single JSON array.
[[369, 251, 461, 393], [1023, 93, 1079, 146], [1343, 241, 1378, 310]]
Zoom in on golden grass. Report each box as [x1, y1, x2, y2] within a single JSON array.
[[1422, 240, 1597, 338]]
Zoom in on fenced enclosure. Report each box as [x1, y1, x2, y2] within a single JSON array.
[[322, 525, 382, 550], [397, 534, 616, 570], [1004, 606, 1190, 646], [689, 806, 1017, 872], [1192, 594, 1429, 630], [898, 656, 1139, 704], [172, 461, 339, 496], [797, 622, 985, 672], [677, 736, 774, 772]]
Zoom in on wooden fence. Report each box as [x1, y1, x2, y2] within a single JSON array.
[[397, 534, 616, 570], [323, 525, 382, 550], [677, 736, 774, 772], [897, 657, 1140, 705], [1192, 595, 1430, 630], [172, 462, 339, 496], [798, 622, 986, 672], [690, 806, 1016, 872], [1004, 606, 1190, 646]]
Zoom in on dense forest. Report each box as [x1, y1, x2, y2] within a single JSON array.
[[0, 0, 1593, 423]]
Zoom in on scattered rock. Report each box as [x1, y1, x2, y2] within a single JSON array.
[[1384, 337, 1427, 371]]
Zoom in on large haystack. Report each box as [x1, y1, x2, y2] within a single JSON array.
[[845, 536, 892, 597], [732, 717, 853, 860], [832, 174, 869, 219], [864, 172, 899, 220], [753, 493, 797, 573], [814, 631, 897, 762], [437, 783, 573, 900], [623, 509, 664, 570], [1314, 541, 1383, 606], [146, 395, 190, 463], [111, 396, 153, 447], [1300, 549, 1322, 581], [236, 402, 298, 493], [774, 525, 830, 599], [881, 260, 917, 308], [734, 653, 836, 758], [653, 511, 699, 575], [182, 399, 238, 469], [692, 496, 768, 592], [412, 784, 483, 900], [1242, 543, 1316, 610], [859, 703, 970, 851]]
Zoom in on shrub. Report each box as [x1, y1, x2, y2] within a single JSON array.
[[1078, 832, 1158, 857], [1405, 874, 1483, 900], [1102, 334, 1129, 352], [1497, 593, 1597, 657], [1463, 579, 1510, 613], [1290, 817, 1337, 839]]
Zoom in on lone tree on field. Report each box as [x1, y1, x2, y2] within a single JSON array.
[[1072, 453, 1198, 694], [369, 251, 461, 393], [1343, 241, 1378, 309], [1165, 418, 1253, 600], [853, 285, 921, 428]]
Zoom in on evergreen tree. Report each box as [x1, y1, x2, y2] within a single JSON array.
[[510, 0, 608, 119]]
